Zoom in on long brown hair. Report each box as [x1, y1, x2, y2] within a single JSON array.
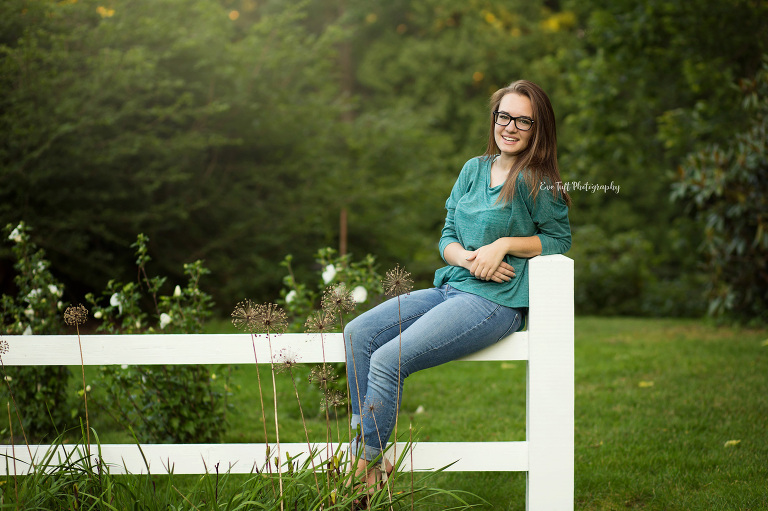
[[483, 80, 571, 207]]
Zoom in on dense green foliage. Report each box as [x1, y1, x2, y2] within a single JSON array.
[[555, 0, 768, 316], [1, 0, 767, 320], [672, 59, 768, 323]]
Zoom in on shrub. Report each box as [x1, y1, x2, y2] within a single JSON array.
[[1, 222, 73, 442], [85, 234, 228, 443]]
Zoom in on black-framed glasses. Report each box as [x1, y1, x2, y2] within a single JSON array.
[[493, 111, 534, 131]]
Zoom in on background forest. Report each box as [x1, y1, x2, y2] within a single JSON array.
[[1, 0, 767, 322]]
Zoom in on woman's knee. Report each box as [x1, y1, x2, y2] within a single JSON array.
[[368, 347, 400, 385], [344, 315, 364, 348]]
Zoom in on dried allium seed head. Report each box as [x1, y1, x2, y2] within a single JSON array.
[[304, 309, 336, 333], [64, 304, 89, 326], [321, 283, 355, 314], [308, 364, 338, 387], [362, 397, 383, 421], [255, 303, 288, 334], [276, 350, 299, 375], [231, 299, 259, 332], [0, 339, 8, 355], [383, 265, 413, 297], [321, 389, 346, 411]]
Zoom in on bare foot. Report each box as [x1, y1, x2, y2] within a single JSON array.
[[351, 457, 394, 496], [353, 457, 381, 492]]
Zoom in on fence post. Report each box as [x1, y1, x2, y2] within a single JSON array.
[[526, 254, 574, 510]]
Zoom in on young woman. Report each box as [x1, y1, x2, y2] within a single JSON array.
[[344, 79, 572, 488]]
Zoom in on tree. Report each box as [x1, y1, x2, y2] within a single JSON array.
[[554, 0, 768, 315], [0, 0, 353, 305], [671, 58, 768, 322]]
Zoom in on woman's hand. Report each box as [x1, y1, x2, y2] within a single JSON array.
[[481, 260, 516, 283], [443, 241, 515, 283], [466, 240, 516, 282], [467, 240, 515, 282]]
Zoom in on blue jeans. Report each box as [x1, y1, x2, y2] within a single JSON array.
[[344, 284, 522, 462]]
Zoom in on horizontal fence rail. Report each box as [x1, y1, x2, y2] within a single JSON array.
[[0, 254, 573, 510], [3, 441, 530, 476], [0, 332, 529, 367]]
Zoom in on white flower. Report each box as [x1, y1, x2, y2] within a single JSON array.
[[24, 308, 34, 319], [4, 375, 11, 382], [110, 293, 123, 314], [173, 285, 182, 297], [85, 385, 91, 392], [94, 311, 103, 319], [48, 284, 61, 296], [27, 288, 41, 301], [8, 224, 22, 243], [285, 290, 297, 303], [211, 373, 217, 380], [135, 320, 141, 329], [351, 286, 368, 304], [121, 364, 129, 369], [322, 264, 337, 284], [159, 313, 172, 329], [23, 325, 32, 335]]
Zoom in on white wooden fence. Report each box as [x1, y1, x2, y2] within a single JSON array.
[[1, 254, 574, 510]]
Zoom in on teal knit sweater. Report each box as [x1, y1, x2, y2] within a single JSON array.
[[433, 156, 571, 310]]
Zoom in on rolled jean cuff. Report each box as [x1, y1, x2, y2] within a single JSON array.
[[349, 433, 383, 464], [349, 415, 382, 464], [350, 413, 361, 432]]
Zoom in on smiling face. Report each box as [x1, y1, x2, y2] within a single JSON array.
[[493, 93, 534, 162]]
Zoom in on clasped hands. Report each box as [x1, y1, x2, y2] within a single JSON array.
[[464, 240, 516, 283]]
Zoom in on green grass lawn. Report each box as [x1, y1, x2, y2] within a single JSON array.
[[84, 317, 767, 510]]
